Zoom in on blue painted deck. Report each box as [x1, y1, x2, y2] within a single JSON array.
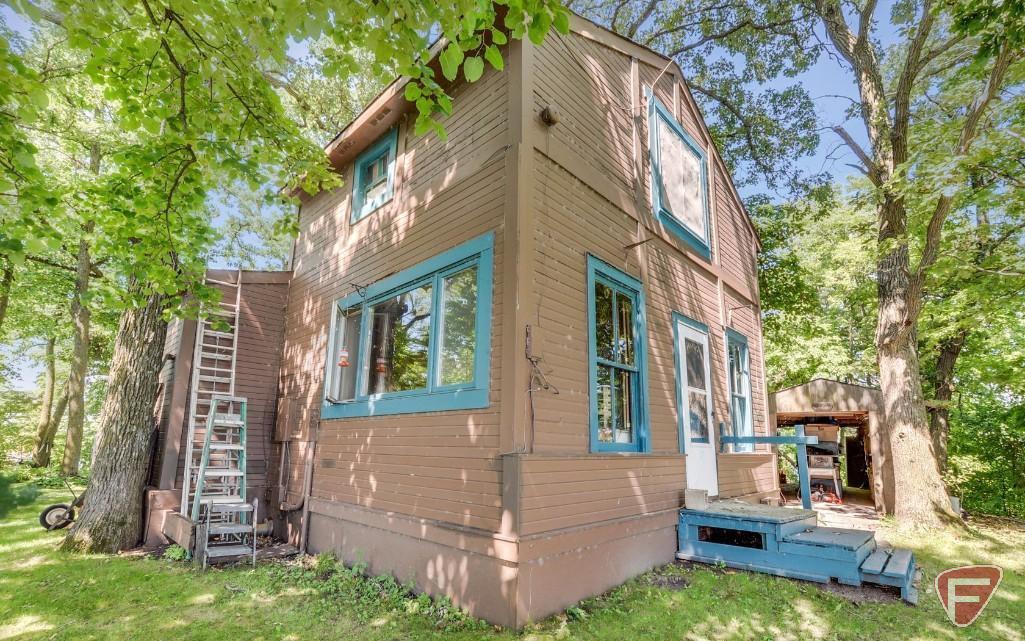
[[678, 501, 918, 603]]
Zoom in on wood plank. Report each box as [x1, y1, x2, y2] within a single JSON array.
[[860, 548, 890, 575], [882, 548, 914, 578]]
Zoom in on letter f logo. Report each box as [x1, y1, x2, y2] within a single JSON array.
[[936, 565, 1002, 627]]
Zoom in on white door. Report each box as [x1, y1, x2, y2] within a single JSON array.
[[678, 321, 718, 496]]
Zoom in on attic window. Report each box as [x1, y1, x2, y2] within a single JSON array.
[[648, 94, 711, 260], [351, 128, 398, 223]]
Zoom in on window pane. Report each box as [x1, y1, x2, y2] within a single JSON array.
[[688, 390, 709, 441], [331, 306, 361, 402], [367, 284, 432, 394], [363, 152, 389, 205], [616, 294, 634, 366], [729, 341, 744, 392], [615, 369, 634, 443], [733, 396, 749, 436], [594, 282, 614, 361], [685, 338, 706, 390], [439, 266, 478, 386], [596, 365, 613, 442], [657, 117, 706, 240]]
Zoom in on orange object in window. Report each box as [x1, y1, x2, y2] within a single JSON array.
[[337, 348, 350, 368]]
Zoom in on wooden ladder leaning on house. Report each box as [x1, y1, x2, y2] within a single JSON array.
[[178, 270, 257, 565]]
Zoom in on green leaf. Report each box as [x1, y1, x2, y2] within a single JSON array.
[[404, 82, 422, 102], [439, 43, 464, 82], [553, 10, 571, 35], [463, 56, 484, 82], [491, 29, 507, 45], [484, 45, 504, 71], [528, 12, 551, 45]]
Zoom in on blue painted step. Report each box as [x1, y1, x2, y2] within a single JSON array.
[[677, 501, 918, 603]]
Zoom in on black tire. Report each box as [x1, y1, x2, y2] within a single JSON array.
[[39, 504, 74, 530]]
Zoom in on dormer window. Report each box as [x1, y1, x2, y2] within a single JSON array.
[[648, 94, 711, 260], [351, 128, 398, 223]]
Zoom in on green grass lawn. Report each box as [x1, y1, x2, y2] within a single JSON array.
[[1, 476, 1023, 641]]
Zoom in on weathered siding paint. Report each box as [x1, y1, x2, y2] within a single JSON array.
[[524, 24, 772, 511], [277, 58, 512, 535], [281, 16, 772, 627]]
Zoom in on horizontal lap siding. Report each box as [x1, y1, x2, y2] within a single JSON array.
[[279, 63, 509, 532], [518, 456, 685, 535], [532, 31, 635, 197], [714, 163, 759, 293], [717, 454, 776, 498], [646, 245, 731, 451], [526, 32, 774, 516], [531, 151, 647, 452], [234, 281, 289, 491]]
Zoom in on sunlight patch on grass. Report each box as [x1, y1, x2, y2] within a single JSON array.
[[0, 615, 53, 640], [189, 592, 217, 605]]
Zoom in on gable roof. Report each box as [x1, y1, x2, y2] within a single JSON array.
[[310, 12, 760, 244]]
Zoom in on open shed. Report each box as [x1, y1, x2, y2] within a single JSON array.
[[770, 378, 894, 513]]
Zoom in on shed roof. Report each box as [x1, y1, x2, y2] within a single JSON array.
[[771, 378, 883, 415]]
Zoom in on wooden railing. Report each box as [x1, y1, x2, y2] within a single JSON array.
[[719, 424, 820, 510]]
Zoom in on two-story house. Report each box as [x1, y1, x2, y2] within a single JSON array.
[[147, 13, 777, 628]]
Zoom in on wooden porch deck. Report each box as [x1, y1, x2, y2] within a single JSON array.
[[677, 500, 918, 603]]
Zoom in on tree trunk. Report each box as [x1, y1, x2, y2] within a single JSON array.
[[928, 331, 967, 472], [30, 336, 57, 467], [61, 290, 168, 553], [876, 198, 956, 528], [32, 380, 69, 468], [0, 258, 13, 337], [61, 235, 92, 476]]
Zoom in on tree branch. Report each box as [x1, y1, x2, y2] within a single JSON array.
[[831, 125, 879, 183], [892, 0, 935, 166], [911, 41, 1015, 294], [26, 254, 104, 279]]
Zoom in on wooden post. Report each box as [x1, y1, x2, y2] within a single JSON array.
[[796, 424, 812, 510]]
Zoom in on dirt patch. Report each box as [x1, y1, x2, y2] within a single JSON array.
[[816, 581, 902, 604], [647, 573, 691, 590]]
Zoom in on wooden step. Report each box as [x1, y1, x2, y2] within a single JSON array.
[[858, 546, 918, 603], [780, 526, 876, 564]]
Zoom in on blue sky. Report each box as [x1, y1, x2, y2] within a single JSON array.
[[1, 5, 901, 391]]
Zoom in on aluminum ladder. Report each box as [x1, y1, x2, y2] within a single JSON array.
[[181, 271, 243, 516], [193, 395, 257, 568]]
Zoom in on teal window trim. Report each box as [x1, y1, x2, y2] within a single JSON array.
[[586, 255, 650, 453], [647, 92, 712, 260], [350, 128, 398, 224], [725, 327, 754, 453], [671, 311, 711, 453], [321, 232, 493, 418]]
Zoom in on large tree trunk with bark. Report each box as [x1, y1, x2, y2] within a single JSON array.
[[61, 235, 92, 476], [876, 198, 956, 528], [32, 380, 69, 467], [928, 331, 967, 471], [31, 336, 57, 466], [0, 259, 13, 336], [61, 290, 168, 553]]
